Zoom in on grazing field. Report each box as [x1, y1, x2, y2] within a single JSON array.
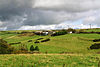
[[0, 54, 100, 67], [84, 28, 100, 32], [1, 31, 100, 54], [1, 30, 100, 67]]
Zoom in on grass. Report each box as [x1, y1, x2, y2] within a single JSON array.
[[0, 54, 100, 67], [1, 30, 100, 66], [84, 28, 100, 32], [1, 31, 100, 54]]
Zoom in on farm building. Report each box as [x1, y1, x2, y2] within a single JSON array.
[[35, 31, 56, 36]]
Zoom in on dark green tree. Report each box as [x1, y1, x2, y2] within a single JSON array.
[[0, 39, 14, 54], [30, 45, 34, 51], [67, 28, 76, 33], [34, 46, 39, 51]]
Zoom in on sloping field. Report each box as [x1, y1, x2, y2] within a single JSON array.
[[0, 54, 100, 67], [84, 28, 100, 32], [1, 31, 100, 54], [1, 30, 100, 67]]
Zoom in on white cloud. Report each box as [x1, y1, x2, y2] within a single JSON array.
[[0, 0, 100, 30], [33, 0, 100, 12], [18, 23, 99, 30], [83, 10, 100, 26], [0, 21, 3, 26]]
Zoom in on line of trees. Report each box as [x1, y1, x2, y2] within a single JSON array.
[[30, 45, 39, 51], [51, 29, 68, 36], [0, 39, 39, 54], [0, 39, 14, 54]]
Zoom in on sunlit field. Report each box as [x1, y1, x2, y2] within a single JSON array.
[[0, 54, 100, 67], [1, 29, 100, 67]]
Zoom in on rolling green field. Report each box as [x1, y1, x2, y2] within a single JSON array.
[[84, 28, 100, 32], [1, 30, 100, 67], [1, 31, 100, 54], [0, 54, 100, 67]]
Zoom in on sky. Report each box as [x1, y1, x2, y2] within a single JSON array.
[[0, 0, 100, 30]]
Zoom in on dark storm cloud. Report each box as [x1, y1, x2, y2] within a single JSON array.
[[0, 0, 33, 20], [0, 0, 100, 30], [0, 0, 33, 30], [33, 0, 100, 12]]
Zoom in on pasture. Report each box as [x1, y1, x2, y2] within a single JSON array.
[[1, 30, 100, 67], [84, 28, 100, 32], [0, 54, 100, 67], [0, 31, 100, 54]]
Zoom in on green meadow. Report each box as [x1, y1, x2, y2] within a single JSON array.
[[84, 28, 100, 32], [0, 54, 100, 67], [1, 30, 100, 67], [1, 32, 100, 54]]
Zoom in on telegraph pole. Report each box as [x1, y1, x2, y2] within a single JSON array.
[[89, 24, 92, 29]]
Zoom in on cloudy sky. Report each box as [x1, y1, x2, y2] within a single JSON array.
[[0, 0, 100, 30]]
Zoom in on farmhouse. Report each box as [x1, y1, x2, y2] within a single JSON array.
[[35, 30, 56, 36], [69, 31, 73, 34]]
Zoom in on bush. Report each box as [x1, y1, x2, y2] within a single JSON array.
[[9, 42, 21, 45], [19, 44, 28, 52], [28, 40, 33, 42], [37, 38, 44, 40], [0, 39, 14, 54], [34, 41, 40, 43], [51, 29, 67, 36], [30, 45, 34, 51], [93, 39, 100, 42], [67, 28, 76, 33], [90, 43, 100, 49], [41, 38, 50, 42], [34, 46, 39, 51]]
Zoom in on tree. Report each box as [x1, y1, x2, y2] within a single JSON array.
[[0, 39, 14, 54], [34, 46, 39, 51], [30, 45, 34, 51], [67, 28, 76, 33]]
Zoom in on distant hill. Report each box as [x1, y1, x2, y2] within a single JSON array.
[[0, 29, 100, 54]]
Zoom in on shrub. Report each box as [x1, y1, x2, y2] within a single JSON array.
[[93, 39, 100, 42], [0, 39, 14, 54], [30, 45, 34, 51], [90, 43, 100, 49], [34, 46, 39, 51], [37, 38, 44, 40], [34, 41, 40, 43], [9, 42, 21, 45], [28, 40, 33, 42], [19, 44, 28, 52], [51, 29, 67, 36], [41, 38, 50, 42], [67, 28, 76, 33]]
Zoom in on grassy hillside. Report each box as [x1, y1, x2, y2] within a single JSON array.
[[0, 54, 100, 67], [1, 31, 100, 54], [1, 30, 100, 67], [83, 28, 100, 32]]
